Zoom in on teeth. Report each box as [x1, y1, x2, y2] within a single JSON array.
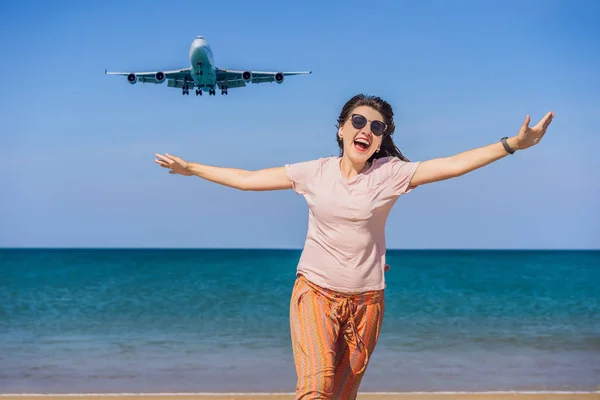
[[355, 138, 370, 145]]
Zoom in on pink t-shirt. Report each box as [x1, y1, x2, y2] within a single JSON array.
[[285, 155, 420, 294]]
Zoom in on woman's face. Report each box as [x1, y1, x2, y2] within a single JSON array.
[[338, 105, 386, 164]]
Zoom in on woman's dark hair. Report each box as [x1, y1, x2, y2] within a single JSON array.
[[335, 93, 409, 162]]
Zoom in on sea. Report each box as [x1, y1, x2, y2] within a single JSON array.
[[0, 249, 599, 394]]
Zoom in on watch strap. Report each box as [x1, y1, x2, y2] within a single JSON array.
[[501, 137, 516, 154]]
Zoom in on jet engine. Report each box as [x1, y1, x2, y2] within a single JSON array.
[[155, 71, 165, 83], [275, 72, 284, 84], [127, 73, 137, 84], [242, 71, 252, 82]]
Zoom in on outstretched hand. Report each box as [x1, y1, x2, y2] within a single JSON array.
[[515, 111, 555, 151], [154, 153, 193, 176]]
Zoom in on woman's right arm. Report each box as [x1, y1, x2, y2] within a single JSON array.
[[154, 153, 292, 191], [189, 163, 292, 191]]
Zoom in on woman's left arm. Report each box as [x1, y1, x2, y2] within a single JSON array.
[[409, 112, 555, 187]]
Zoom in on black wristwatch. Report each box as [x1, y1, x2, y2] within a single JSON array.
[[501, 137, 516, 154]]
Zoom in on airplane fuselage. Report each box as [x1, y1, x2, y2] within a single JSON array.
[[189, 36, 217, 91]]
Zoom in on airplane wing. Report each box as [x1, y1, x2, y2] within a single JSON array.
[[215, 68, 311, 89], [105, 68, 193, 87]]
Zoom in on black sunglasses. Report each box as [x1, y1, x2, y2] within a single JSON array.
[[350, 114, 388, 136]]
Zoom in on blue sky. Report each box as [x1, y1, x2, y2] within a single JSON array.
[[1, 0, 598, 249]]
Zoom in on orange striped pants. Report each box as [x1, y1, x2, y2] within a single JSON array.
[[289, 274, 385, 400]]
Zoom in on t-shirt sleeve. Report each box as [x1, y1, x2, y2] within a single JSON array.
[[386, 156, 421, 196], [284, 158, 323, 195]]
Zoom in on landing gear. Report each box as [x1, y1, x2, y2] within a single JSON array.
[[182, 85, 226, 97], [195, 62, 203, 76], [182, 83, 194, 95]]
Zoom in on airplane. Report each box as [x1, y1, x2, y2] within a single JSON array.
[[105, 36, 312, 96]]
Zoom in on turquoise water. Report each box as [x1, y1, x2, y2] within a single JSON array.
[[1, 249, 599, 393]]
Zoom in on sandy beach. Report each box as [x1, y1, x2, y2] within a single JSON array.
[[1, 393, 599, 400]]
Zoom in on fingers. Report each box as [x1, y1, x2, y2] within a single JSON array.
[[155, 153, 179, 173], [154, 154, 172, 167], [533, 111, 554, 132], [155, 153, 186, 175], [155, 153, 179, 161], [155, 153, 170, 163], [165, 153, 182, 163], [155, 153, 179, 164], [542, 111, 554, 130], [522, 114, 531, 129], [154, 159, 170, 168]]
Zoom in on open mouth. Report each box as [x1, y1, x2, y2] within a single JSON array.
[[353, 137, 371, 152]]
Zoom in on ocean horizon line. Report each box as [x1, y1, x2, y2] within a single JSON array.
[[2, 390, 599, 396], [0, 247, 598, 251]]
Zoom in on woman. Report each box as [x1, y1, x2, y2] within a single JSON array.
[[154, 94, 554, 400]]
